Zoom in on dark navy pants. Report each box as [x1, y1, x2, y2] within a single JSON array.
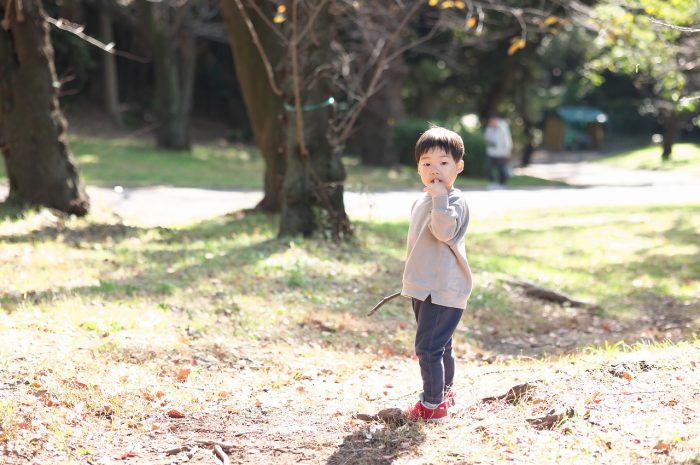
[[485, 156, 509, 184], [412, 296, 464, 405]]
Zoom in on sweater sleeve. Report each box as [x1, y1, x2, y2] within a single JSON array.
[[428, 194, 468, 243]]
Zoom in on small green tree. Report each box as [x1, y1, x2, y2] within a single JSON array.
[[587, 0, 700, 160]]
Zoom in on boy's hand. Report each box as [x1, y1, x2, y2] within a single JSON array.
[[424, 179, 448, 197]]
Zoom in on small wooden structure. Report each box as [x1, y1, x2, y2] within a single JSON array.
[[543, 106, 607, 151]]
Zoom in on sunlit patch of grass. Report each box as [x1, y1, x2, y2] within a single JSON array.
[[0, 400, 20, 442], [1, 202, 699, 462], [470, 205, 700, 309], [67, 136, 264, 189], [598, 142, 700, 172]]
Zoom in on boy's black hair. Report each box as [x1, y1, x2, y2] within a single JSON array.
[[415, 126, 465, 163]]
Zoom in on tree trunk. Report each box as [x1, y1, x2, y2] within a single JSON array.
[[515, 69, 535, 167], [0, 0, 89, 215], [100, 13, 122, 126], [139, 0, 196, 151], [660, 108, 679, 161], [357, 56, 408, 166], [220, 0, 286, 212], [280, 102, 350, 239], [279, 2, 350, 239]]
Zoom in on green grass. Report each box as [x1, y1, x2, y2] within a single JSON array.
[[2, 204, 697, 349], [598, 142, 700, 172], [1, 204, 699, 463], [0, 135, 563, 190]]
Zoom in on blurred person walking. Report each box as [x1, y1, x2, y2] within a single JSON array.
[[484, 115, 513, 188]]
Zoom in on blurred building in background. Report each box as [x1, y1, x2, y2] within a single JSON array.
[[543, 106, 608, 151]]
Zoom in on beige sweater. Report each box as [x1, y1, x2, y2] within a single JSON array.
[[401, 189, 473, 309]]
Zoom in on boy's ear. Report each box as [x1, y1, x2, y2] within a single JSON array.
[[457, 159, 464, 173]]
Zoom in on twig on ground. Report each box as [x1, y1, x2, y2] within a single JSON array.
[[213, 444, 230, 465], [481, 381, 542, 404], [194, 439, 239, 450], [526, 407, 575, 430], [165, 439, 240, 456], [165, 445, 192, 456], [500, 277, 600, 310]]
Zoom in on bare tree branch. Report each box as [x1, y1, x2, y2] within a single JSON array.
[[230, 0, 284, 96], [336, 0, 423, 143], [648, 17, 700, 33], [43, 15, 149, 63], [296, 0, 330, 44]]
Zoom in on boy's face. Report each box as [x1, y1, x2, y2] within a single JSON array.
[[417, 148, 464, 190]]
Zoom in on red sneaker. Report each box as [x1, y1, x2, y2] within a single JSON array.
[[406, 400, 449, 422], [444, 389, 456, 408]]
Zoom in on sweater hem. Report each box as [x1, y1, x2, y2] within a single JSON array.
[[401, 284, 469, 310]]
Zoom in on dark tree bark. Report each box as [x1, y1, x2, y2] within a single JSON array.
[[515, 64, 536, 167], [660, 107, 679, 161], [220, 0, 286, 212], [99, 13, 122, 126], [0, 0, 89, 215], [356, 56, 408, 166], [138, 0, 196, 150], [279, 2, 350, 239]]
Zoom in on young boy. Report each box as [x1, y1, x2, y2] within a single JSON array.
[[402, 126, 473, 422]]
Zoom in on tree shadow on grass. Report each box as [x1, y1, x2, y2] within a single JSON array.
[[326, 421, 426, 465], [0, 210, 409, 353], [0, 221, 148, 244]]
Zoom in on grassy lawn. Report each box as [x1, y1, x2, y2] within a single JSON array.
[[1, 203, 699, 464], [598, 142, 700, 172], [0, 135, 563, 191]]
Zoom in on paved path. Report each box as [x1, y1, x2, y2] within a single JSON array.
[[72, 183, 700, 227], [2, 155, 698, 227], [515, 152, 700, 187]]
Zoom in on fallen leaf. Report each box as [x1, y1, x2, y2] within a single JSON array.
[[378, 408, 406, 425], [176, 368, 191, 383], [653, 441, 672, 454], [167, 409, 185, 418], [354, 413, 377, 422]]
